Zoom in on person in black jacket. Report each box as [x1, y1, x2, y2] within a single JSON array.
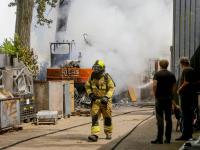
[[151, 59, 176, 144]]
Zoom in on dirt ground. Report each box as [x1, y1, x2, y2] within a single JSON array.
[[0, 106, 155, 150]]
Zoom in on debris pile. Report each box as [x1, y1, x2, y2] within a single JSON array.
[[62, 60, 81, 68], [1, 62, 33, 94], [0, 85, 14, 99], [72, 109, 90, 116], [74, 88, 91, 109], [112, 100, 131, 107]]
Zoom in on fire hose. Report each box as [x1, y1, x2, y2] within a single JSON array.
[[111, 111, 155, 150]]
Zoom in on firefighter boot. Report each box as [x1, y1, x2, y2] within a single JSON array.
[[106, 135, 112, 140], [88, 135, 98, 142]]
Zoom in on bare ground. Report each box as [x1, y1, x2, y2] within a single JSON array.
[[0, 107, 154, 150]]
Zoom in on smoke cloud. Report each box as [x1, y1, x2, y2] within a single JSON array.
[[31, 0, 173, 91]]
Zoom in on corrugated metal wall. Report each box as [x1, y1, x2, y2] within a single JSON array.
[[172, 0, 200, 102], [172, 0, 200, 79]]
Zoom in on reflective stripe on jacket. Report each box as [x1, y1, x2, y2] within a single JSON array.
[[85, 72, 115, 99]]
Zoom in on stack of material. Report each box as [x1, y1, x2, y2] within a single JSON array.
[[74, 88, 91, 109], [0, 86, 14, 99], [71, 109, 90, 116], [0, 54, 36, 123], [61, 60, 81, 68], [0, 53, 33, 94], [2, 62, 34, 94]]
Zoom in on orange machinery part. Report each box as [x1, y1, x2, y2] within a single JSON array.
[[47, 68, 93, 83], [155, 59, 159, 72]]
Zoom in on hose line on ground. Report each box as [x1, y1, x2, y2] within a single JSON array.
[[111, 111, 155, 150], [0, 108, 154, 150]]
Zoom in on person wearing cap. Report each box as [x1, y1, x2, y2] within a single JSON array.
[[175, 57, 197, 140]]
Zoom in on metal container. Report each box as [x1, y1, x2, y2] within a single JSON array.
[[2, 70, 15, 93], [33, 81, 49, 112], [0, 97, 20, 130], [34, 80, 64, 117], [11, 54, 18, 68], [34, 80, 74, 118], [0, 53, 9, 68], [63, 82, 71, 117], [36, 110, 58, 125], [49, 80, 63, 117]]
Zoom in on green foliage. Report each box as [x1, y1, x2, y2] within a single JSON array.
[[8, 0, 17, 7], [9, 0, 74, 27], [0, 34, 21, 55], [0, 39, 16, 55], [0, 34, 38, 77], [36, 0, 58, 27], [17, 45, 38, 77]]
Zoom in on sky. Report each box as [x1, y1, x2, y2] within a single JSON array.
[[0, 2, 16, 43], [0, 0, 173, 91]]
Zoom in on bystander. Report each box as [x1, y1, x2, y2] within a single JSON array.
[[175, 57, 197, 140], [151, 59, 176, 144]]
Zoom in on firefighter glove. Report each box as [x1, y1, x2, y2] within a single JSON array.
[[101, 96, 108, 104], [89, 93, 97, 101]]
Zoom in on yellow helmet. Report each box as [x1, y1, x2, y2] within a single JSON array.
[[92, 60, 105, 73]]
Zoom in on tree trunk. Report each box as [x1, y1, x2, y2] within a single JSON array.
[[15, 0, 34, 49]]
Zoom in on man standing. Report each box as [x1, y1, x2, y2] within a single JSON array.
[[176, 57, 197, 140], [151, 59, 176, 144], [85, 60, 115, 142]]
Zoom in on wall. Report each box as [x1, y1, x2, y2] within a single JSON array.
[[172, 0, 200, 102]]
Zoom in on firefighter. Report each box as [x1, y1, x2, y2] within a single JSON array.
[[85, 60, 115, 142]]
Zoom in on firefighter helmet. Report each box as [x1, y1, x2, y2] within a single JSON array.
[[92, 60, 105, 73]]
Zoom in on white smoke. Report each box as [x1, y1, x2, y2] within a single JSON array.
[[66, 0, 173, 90], [0, 2, 16, 43], [31, 0, 173, 91], [31, 5, 57, 60]]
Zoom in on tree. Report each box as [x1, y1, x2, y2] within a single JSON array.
[[9, 0, 75, 48], [15, 0, 34, 49], [9, 0, 58, 48]]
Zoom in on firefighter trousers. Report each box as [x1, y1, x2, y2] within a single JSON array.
[[90, 100, 113, 137]]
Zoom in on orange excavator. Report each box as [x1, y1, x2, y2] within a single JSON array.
[[46, 42, 93, 92]]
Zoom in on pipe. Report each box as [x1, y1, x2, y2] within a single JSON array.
[[110, 112, 155, 150], [13, 80, 19, 92], [14, 68, 25, 81]]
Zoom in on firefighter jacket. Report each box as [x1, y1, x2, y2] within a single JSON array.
[[85, 72, 115, 99]]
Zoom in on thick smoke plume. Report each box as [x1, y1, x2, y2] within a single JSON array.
[[31, 0, 172, 92]]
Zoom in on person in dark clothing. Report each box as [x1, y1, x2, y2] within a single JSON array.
[[151, 59, 176, 144], [175, 57, 197, 140]]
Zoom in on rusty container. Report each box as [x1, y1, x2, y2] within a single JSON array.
[[0, 97, 20, 131]]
